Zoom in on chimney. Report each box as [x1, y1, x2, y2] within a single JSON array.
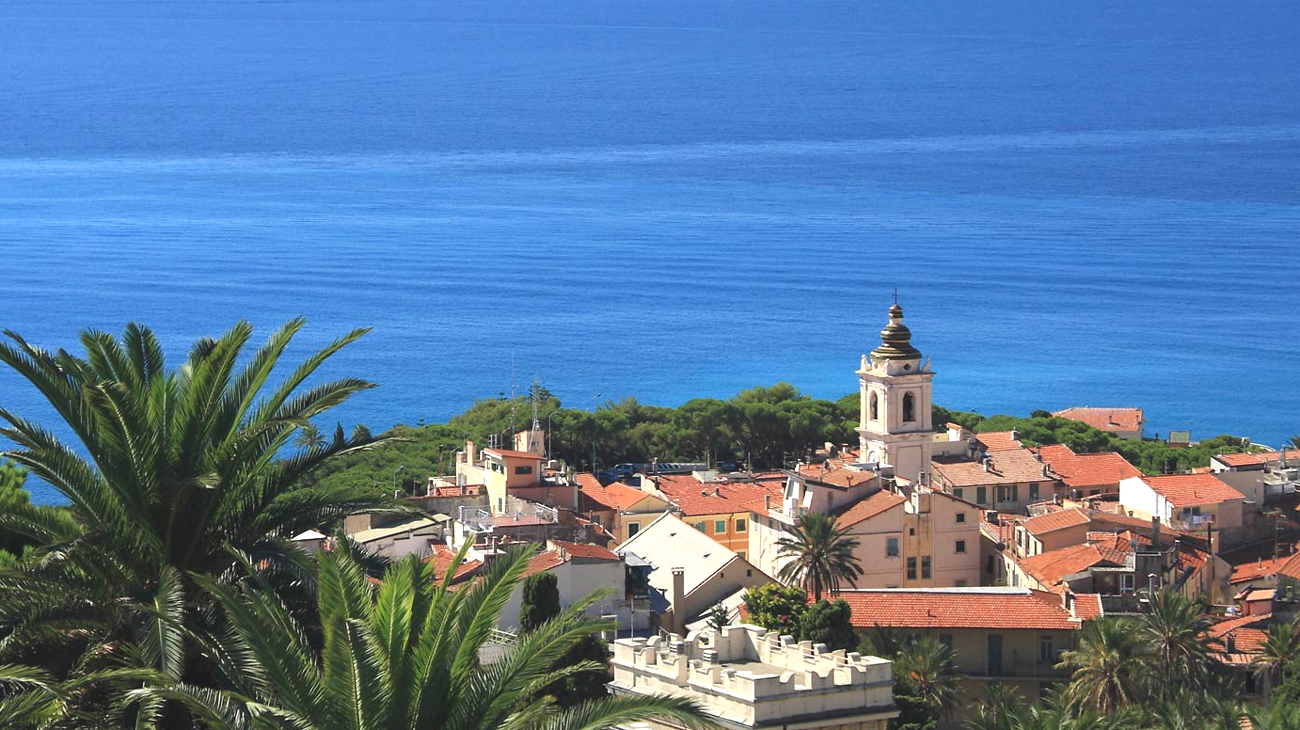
[[670, 567, 687, 635], [983, 456, 992, 473], [465, 440, 476, 464], [713, 486, 721, 497], [1151, 517, 1162, 548], [1010, 429, 1019, 442], [1042, 464, 1050, 477], [764, 494, 771, 511], [459, 482, 466, 496]]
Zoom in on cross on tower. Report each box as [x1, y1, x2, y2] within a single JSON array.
[[893, 288, 899, 305]]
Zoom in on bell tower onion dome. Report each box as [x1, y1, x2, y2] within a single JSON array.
[[870, 303, 921, 360]]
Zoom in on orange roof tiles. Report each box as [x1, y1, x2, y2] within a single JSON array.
[[1215, 449, 1300, 469], [974, 431, 1025, 452], [794, 463, 881, 490], [1052, 407, 1144, 433], [427, 484, 484, 498], [1208, 613, 1272, 657], [836, 588, 1079, 630], [648, 473, 784, 516], [576, 473, 660, 512], [1139, 473, 1244, 507], [522, 550, 566, 578], [551, 540, 619, 561], [426, 547, 484, 584], [1231, 555, 1293, 585], [931, 449, 1056, 488], [834, 490, 906, 527], [1037, 444, 1142, 489], [1278, 551, 1300, 581], [1022, 508, 1091, 536], [1071, 593, 1104, 620], [1018, 544, 1124, 588]]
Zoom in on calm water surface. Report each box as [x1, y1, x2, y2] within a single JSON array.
[[2, 1, 1298, 503]]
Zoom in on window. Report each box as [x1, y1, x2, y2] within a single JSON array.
[[909, 527, 916, 536], [906, 557, 917, 580], [955, 579, 967, 588], [714, 520, 727, 533], [902, 392, 916, 423], [956, 540, 966, 554], [514, 465, 533, 475], [869, 392, 879, 421], [1011, 485, 1019, 503], [1029, 484, 1039, 501], [497, 497, 504, 512], [954, 488, 964, 500], [693, 522, 706, 532], [976, 487, 987, 505], [1039, 636, 1054, 663], [627, 522, 640, 537], [986, 555, 995, 574], [735, 518, 747, 532], [956, 512, 966, 523], [1121, 573, 1135, 594], [921, 556, 932, 579], [887, 537, 900, 557]]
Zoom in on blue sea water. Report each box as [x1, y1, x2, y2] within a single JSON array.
[[1, 0, 1298, 504]]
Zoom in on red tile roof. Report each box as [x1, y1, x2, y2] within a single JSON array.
[[1037, 444, 1142, 489], [427, 484, 484, 498], [1214, 450, 1300, 469], [1072, 593, 1104, 621], [522, 550, 566, 578], [648, 473, 784, 516], [1022, 508, 1091, 536], [974, 431, 1025, 452], [1231, 555, 1292, 585], [931, 449, 1056, 488], [1139, 474, 1244, 507], [1279, 551, 1300, 581], [551, 540, 619, 561], [794, 463, 881, 490], [576, 473, 661, 512], [1017, 544, 1124, 588], [426, 547, 484, 584], [833, 490, 907, 527], [836, 588, 1079, 630], [1207, 613, 1273, 660], [1052, 408, 1144, 433]]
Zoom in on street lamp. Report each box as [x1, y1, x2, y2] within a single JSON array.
[[393, 465, 406, 497]]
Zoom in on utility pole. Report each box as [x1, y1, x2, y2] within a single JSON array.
[[592, 393, 601, 474]]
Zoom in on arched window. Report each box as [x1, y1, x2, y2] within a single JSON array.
[[869, 392, 879, 421], [903, 392, 916, 423]]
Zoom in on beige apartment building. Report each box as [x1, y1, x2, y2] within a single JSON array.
[[610, 624, 898, 730]]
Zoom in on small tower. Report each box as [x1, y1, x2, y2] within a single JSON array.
[[857, 301, 934, 484]]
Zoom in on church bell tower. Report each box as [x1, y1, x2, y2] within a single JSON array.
[[857, 301, 934, 484]]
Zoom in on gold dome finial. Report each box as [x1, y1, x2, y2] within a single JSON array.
[[871, 297, 921, 361]]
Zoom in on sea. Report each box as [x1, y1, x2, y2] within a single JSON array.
[[1, 0, 1298, 505]]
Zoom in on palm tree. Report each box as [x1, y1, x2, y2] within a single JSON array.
[[0, 320, 391, 681], [1140, 591, 1213, 692], [294, 423, 327, 450], [966, 682, 1022, 730], [1255, 619, 1300, 686], [1057, 618, 1151, 714], [1246, 701, 1300, 730], [130, 541, 712, 730], [775, 512, 863, 600], [893, 637, 957, 723], [1287, 435, 1300, 451]]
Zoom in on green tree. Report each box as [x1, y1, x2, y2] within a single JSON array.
[[1140, 591, 1213, 693], [776, 512, 863, 601], [520, 571, 561, 632], [0, 320, 391, 692], [1255, 618, 1300, 687], [705, 602, 731, 634], [1057, 618, 1151, 714], [798, 599, 856, 652], [127, 543, 711, 730], [741, 583, 808, 636], [892, 637, 956, 729], [294, 423, 328, 450]]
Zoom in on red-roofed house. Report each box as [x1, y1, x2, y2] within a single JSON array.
[[641, 472, 784, 557], [1276, 551, 1300, 606], [1052, 407, 1145, 440], [454, 436, 547, 515], [495, 539, 642, 633], [1211, 449, 1300, 473], [1206, 613, 1276, 700], [1036, 444, 1142, 499], [1119, 473, 1245, 531], [1015, 508, 1092, 558], [838, 587, 1083, 701], [573, 473, 673, 543], [931, 447, 1062, 513]]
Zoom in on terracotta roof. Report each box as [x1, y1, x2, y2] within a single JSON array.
[[1022, 508, 1091, 536], [1037, 444, 1142, 489], [1138, 473, 1244, 507], [1214, 450, 1300, 469], [931, 449, 1056, 488], [428, 484, 483, 498], [794, 463, 881, 490], [1072, 593, 1104, 620], [576, 473, 660, 512], [426, 547, 484, 584], [1279, 551, 1300, 581], [836, 588, 1079, 630], [1052, 408, 1144, 433], [482, 448, 546, 460], [647, 473, 783, 516], [833, 490, 907, 527], [551, 540, 619, 561], [1207, 613, 1273, 659], [974, 431, 1025, 452], [1018, 543, 1125, 588], [522, 550, 566, 578], [1231, 555, 1292, 585]]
